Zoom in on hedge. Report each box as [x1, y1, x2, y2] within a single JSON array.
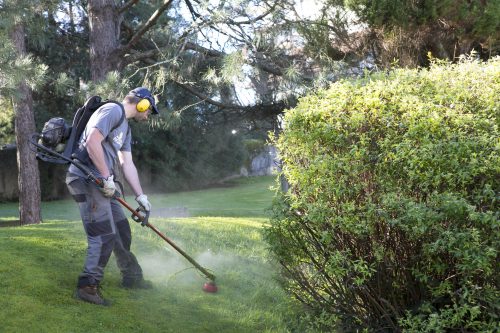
[[266, 57, 499, 332]]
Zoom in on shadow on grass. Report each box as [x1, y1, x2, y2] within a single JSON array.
[[0, 220, 20, 227]]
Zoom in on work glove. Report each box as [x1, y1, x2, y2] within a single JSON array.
[[136, 194, 151, 211], [100, 175, 116, 198]]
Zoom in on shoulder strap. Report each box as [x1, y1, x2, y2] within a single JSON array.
[[103, 100, 126, 133], [102, 101, 127, 180]]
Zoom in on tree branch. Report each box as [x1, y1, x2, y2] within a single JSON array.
[[123, 48, 161, 65], [226, 1, 278, 25], [119, 0, 140, 14], [174, 81, 230, 109], [121, 0, 174, 53], [123, 36, 313, 85], [183, 0, 201, 20], [188, 41, 313, 84], [182, 41, 224, 57], [183, 41, 301, 79], [173, 80, 293, 118]]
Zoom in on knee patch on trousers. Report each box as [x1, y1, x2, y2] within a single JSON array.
[[85, 220, 113, 237], [98, 233, 116, 267], [116, 219, 132, 250]]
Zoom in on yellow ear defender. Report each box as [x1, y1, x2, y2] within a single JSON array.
[[129, 87, 158, 114], [136, 98, 151, 113]]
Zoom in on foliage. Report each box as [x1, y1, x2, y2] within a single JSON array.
[[347, 0, 500, 38], [3, 0, 499, 198], [244, 138, 267, 158], [346, 0, 500, 65], [24, 1, 257, 195], [279, 0, 499, 69], [0, 37, 48, 100], [0, 98, 15, 145], [266, 57, 500, 331], [0, 0, 55, 97], [131, 103, 247, 192]]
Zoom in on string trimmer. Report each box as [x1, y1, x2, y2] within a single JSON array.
[[29, 134, 218, 293]]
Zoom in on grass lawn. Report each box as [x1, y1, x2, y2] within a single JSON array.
[[0, 176, 301, 333]]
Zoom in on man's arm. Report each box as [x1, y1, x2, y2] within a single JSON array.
[[118, 150, 144, 197], [86, 128, 110, 178]]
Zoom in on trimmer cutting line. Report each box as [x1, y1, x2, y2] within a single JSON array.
[[30, 134, 218, 293]]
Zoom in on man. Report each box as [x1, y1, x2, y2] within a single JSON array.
[[66, 87, 159, 306]]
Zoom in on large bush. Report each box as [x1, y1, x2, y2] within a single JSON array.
[[266, 57, 499, 331]]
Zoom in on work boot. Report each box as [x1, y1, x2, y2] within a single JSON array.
[[121, 278, 153, 289], [75, 285, 110, 306]]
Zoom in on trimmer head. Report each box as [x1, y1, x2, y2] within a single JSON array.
[[202, 281, 218, 293]]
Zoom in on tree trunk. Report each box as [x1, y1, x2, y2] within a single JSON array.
[[88, 0, 122, 81], [10, 23, 42, 225]]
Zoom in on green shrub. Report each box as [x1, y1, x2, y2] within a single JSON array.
[[266, 57, 500, 331]]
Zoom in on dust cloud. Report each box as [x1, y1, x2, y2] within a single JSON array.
[[138, 248, 238, 286]]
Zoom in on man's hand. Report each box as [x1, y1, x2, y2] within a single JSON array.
[[100, 175, 116, 197], [136, 194, 151, 211]]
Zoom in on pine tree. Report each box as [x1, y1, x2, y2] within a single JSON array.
[[0, 0, 54, 224]]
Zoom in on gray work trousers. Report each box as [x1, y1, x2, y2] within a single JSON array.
[[66, 174, 143, 287]]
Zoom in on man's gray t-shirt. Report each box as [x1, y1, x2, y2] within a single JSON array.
[[68, 103, 130, 178]]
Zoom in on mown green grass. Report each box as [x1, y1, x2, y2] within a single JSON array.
[[0, 176, 300, 333]]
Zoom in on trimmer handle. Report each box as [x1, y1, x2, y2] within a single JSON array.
[[132, 208, 150, 227]]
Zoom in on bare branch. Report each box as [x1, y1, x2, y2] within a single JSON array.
[[119, 0, 140, 14], [183, 41, 313, 82], [182, 41, 224, 57], [127, 58, 176, 80], [123, 49, 160, 65], [183, 0, 201, 20], [252, 53, 284, 76], [173, 80, 293, 119], [122, 0, 174, 53], [174, 81, 230, 109], [227, 1, 278, 25]]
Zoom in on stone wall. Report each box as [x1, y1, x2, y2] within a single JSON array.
[[0, 148, 19, 201], [249, 145, 278, 176], [0, 147, 70, 201]]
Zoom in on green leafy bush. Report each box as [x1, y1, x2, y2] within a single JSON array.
[[266, 57, 499, 331]]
